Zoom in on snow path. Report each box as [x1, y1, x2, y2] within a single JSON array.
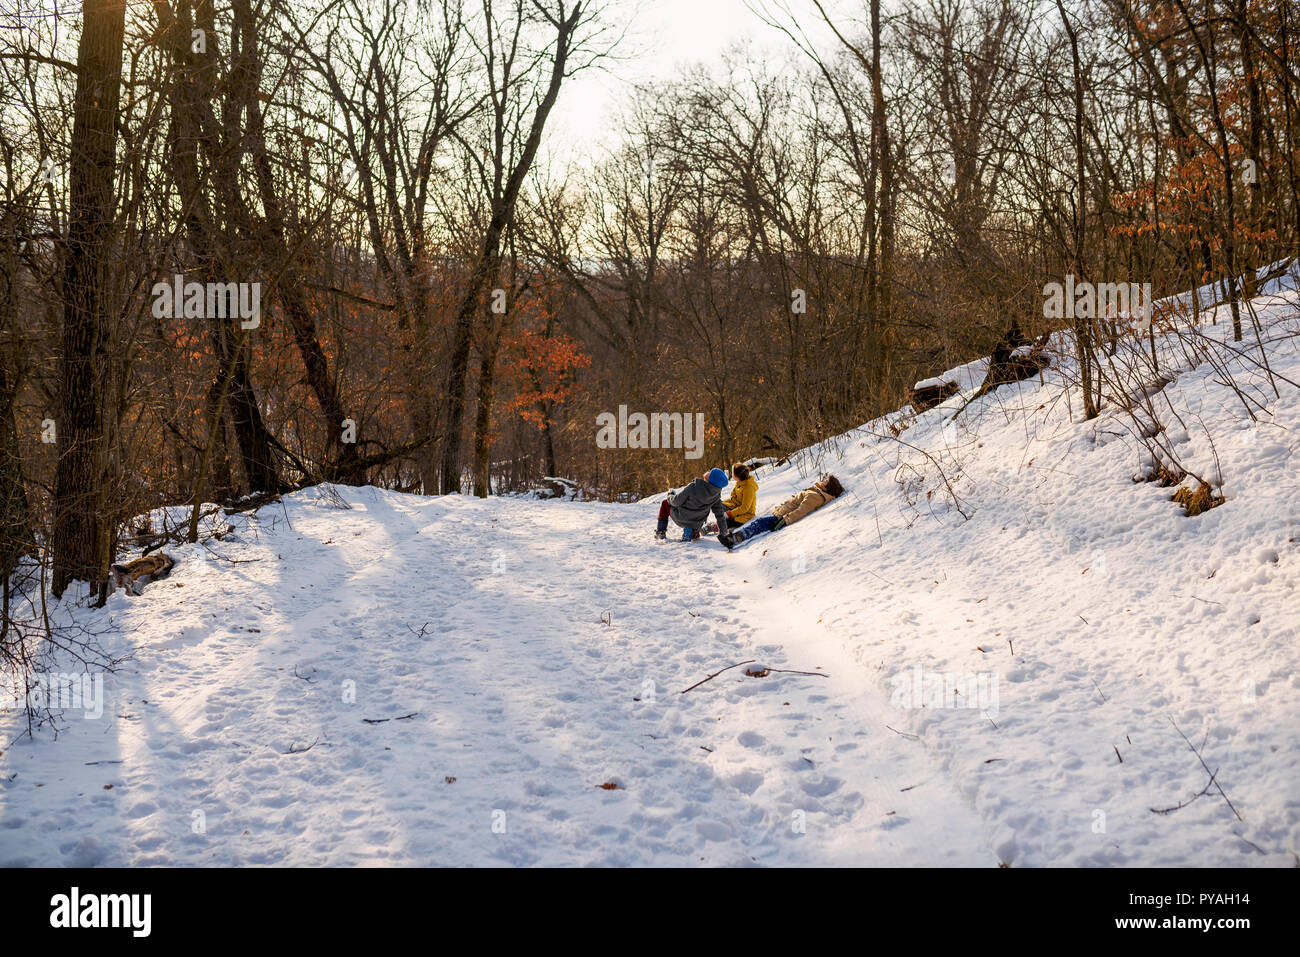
[[6, 288, 1298, 868], [0, 488, 992, 867]]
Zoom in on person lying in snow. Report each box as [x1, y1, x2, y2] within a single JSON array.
[[720, 474, 844, 549], [703, 462, 758, 535], [655, 467, 731, 541]]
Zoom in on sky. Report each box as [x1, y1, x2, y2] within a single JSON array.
[[547, 0, 847, 155]]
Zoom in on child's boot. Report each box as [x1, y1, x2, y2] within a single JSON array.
[[656, 500, 672, 540]]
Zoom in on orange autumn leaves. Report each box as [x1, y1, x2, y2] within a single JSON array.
[[497, 291, 590, 430]]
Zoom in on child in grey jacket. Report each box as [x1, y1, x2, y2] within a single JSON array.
[[655, 468, 731, 542]]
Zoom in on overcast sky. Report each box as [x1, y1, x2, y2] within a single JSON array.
[[547, 0, 846, 155]]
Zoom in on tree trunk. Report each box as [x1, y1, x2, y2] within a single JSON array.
[[51, 0, 126, 598], [540, 398, 557, 478], [235, 0, 363, 483], [439, 2, 582, 494], [1057, 0, 1098, 419], [156, 0, 280, 496], [1234, 0, 1264, 300], [472, 335, 501, 498], [0, 357, 32, 581]]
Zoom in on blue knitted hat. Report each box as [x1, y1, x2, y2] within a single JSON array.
[[707, 468, 728, 488]]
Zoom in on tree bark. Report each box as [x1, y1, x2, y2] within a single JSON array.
[[52, 0, 126, 597], [154, 0, 280, 495], [234, 0, 364, 483], [1057, 0, 1098, 419], [439, 2, 582, 494], [471, 334, 500, 498], [0, 356, 32, 581]]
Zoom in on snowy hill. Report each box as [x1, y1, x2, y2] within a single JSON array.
[[2, 284, 1297, 867]]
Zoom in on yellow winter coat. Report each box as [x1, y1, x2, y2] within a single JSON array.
[[722, 476, 758, 524]]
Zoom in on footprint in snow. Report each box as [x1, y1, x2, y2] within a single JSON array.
[[728, 769, 765, 795], [800, 775, 843, 798]]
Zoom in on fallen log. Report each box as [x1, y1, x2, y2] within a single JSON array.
[[907, 378, 959, 412], [945, 326, 1052, 424], [982, 346, 1050, 390]]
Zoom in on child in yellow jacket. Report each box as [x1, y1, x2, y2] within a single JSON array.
[[706, 463, 758, 534]]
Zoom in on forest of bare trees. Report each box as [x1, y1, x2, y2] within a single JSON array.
[[0, 0, 1292, 620]]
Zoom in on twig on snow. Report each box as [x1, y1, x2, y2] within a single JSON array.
[[1168, 717, 1243, 821], [1150, 769, 1217, 815], [679, 660, 756, 694], [885, 724, 919, 739]]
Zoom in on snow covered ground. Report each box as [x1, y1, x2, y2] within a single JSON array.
[[2, 284, 1297, 867]]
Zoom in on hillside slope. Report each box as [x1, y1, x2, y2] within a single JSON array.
[[2, 283, 1297, 867]]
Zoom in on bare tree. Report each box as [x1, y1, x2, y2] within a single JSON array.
[[51, 0, 128, 599]]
